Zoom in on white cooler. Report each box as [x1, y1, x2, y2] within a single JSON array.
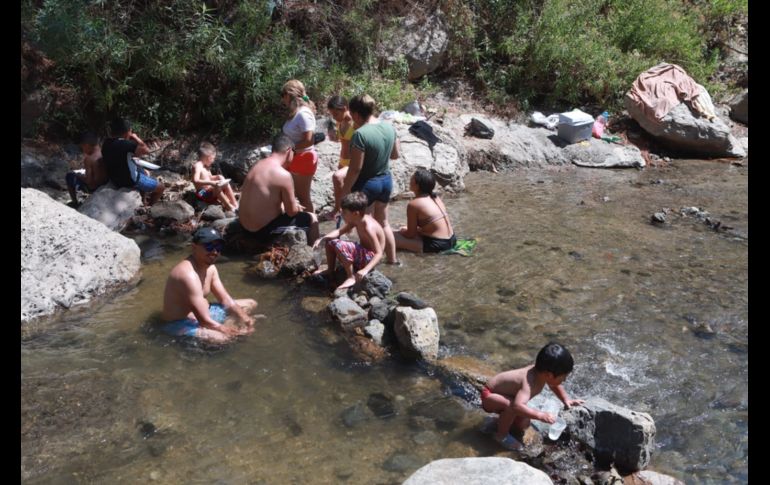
[[558, 109, 594, 144]]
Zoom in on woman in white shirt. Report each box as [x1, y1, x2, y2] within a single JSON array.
[[281, 79, 317, 212]]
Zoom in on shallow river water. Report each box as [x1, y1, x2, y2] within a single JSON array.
[[21, 160, 748, 484]]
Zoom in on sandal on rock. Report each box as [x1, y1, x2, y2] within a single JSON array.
[[497, 434, 523, 451]]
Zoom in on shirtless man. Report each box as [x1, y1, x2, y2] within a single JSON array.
[[237, 134, 318, 244], [65, 131, 108, 207], [161, 227, 261, 344]]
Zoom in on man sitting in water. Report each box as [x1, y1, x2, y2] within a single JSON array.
[[161, 227, 262, 344], [236, 134, 319, 244]]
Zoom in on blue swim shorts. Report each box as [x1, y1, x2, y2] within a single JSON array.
[[160, 303, 227, 337], [135, 171, 160, 193], [352, 172, 392, 205]]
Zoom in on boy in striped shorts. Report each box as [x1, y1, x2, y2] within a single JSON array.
[[312, 192, 385, 291]]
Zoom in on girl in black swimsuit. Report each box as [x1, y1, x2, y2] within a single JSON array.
[[394, 168, 456, 253]]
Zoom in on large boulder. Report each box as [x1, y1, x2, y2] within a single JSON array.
[[391, 122, 468, 194], [403, 457, 553, 485], [394, 306, 440, 361], [21, 141, 78, 190], [565, 138, 646, 168], [442, 114, 568, 170], [624, 98, 745, 158], [21, 188, 141, 324], [378, 12, 449, 80], [729, 90, 748, 125], [563, 397, 656, 473], [78, 185, 143, 232]]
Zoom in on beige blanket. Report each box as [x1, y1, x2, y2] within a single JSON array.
[[626, 63, 714, 122]]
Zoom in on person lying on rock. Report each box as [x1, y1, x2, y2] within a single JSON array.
[[160, 227, 262, 344], [237, 134, 319, 245], [192, 141, 238, 214], [394, 168, 456, 254], [101, 117, 165, 206], [65, 131, 108, 208], [312, 191, 385, 291], [481, 342, 584, 450]]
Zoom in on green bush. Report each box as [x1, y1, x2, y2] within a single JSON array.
[[22, 0, 736, 139]]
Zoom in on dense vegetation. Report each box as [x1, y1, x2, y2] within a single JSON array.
[[21, 0, 746, 140]]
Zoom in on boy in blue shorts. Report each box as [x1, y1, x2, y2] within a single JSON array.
[[161, 227, 263, 344]]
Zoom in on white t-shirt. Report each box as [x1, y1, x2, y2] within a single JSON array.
[[282, 107, 316, 153]]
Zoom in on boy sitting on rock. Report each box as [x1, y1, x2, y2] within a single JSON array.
[[192, 141, 238, 213], [481, 342, 584, 450], [312, 192, 385, 291], [65, 131, 108, 208]]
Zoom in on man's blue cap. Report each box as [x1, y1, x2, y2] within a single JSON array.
[[192, 227, 224, 244]]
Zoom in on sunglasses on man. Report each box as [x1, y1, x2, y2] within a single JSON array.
[[203, 241, 224, 253]]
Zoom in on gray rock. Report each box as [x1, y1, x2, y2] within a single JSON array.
[[403, 457, 553, 485], [369, 300, 390, 323], [150, 200, 195, 222], [360, 270, 393, 299], [651, 212, 667, 224], [565, 138, 646, 168], [382, 452, 423, 474], [353, 294, 369, 308], [276, 228, 315, 275], [407, 396, 466, 430], [77, 185, 144, 232], [21, 189, 141, 323], [328, 296, 368, 330], [729, 90, 748, 124], [623, 470, 685, 485], [367, 392, 396, 419], [364, 319, 385, 346], [412, 430, 439, 446], [394, 306, 440, 361], [377, 13, 449, 80], [625, 97, 745, 158], [442, 114, 568, 170], [395, 292, 428, 309], [563, 397, 656, 473], [340, 402, 372, 428], [201, 204, 226, 221]]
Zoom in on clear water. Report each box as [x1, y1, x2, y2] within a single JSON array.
[[21, 161, 748, 483]]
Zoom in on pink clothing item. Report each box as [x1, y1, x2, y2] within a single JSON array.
[[328, 239, 374, 271], [626, 63, 703, 122]]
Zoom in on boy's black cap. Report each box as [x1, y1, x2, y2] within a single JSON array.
[[192, 227, 224, 244]]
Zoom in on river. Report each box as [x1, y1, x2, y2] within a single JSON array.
[[21, 160, 747, 483]]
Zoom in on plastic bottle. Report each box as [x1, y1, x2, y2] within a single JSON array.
[[592, 111, 609, 138]]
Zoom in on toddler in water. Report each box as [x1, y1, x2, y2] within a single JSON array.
[[481, 342, 584, 450]]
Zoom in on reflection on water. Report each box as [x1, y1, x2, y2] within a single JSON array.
[[22, 161, 747, 483]]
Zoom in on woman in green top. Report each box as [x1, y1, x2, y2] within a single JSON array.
[[340, 94, 401, 264]]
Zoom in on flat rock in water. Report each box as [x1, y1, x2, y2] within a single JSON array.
[[403, 457, 553, 485]]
